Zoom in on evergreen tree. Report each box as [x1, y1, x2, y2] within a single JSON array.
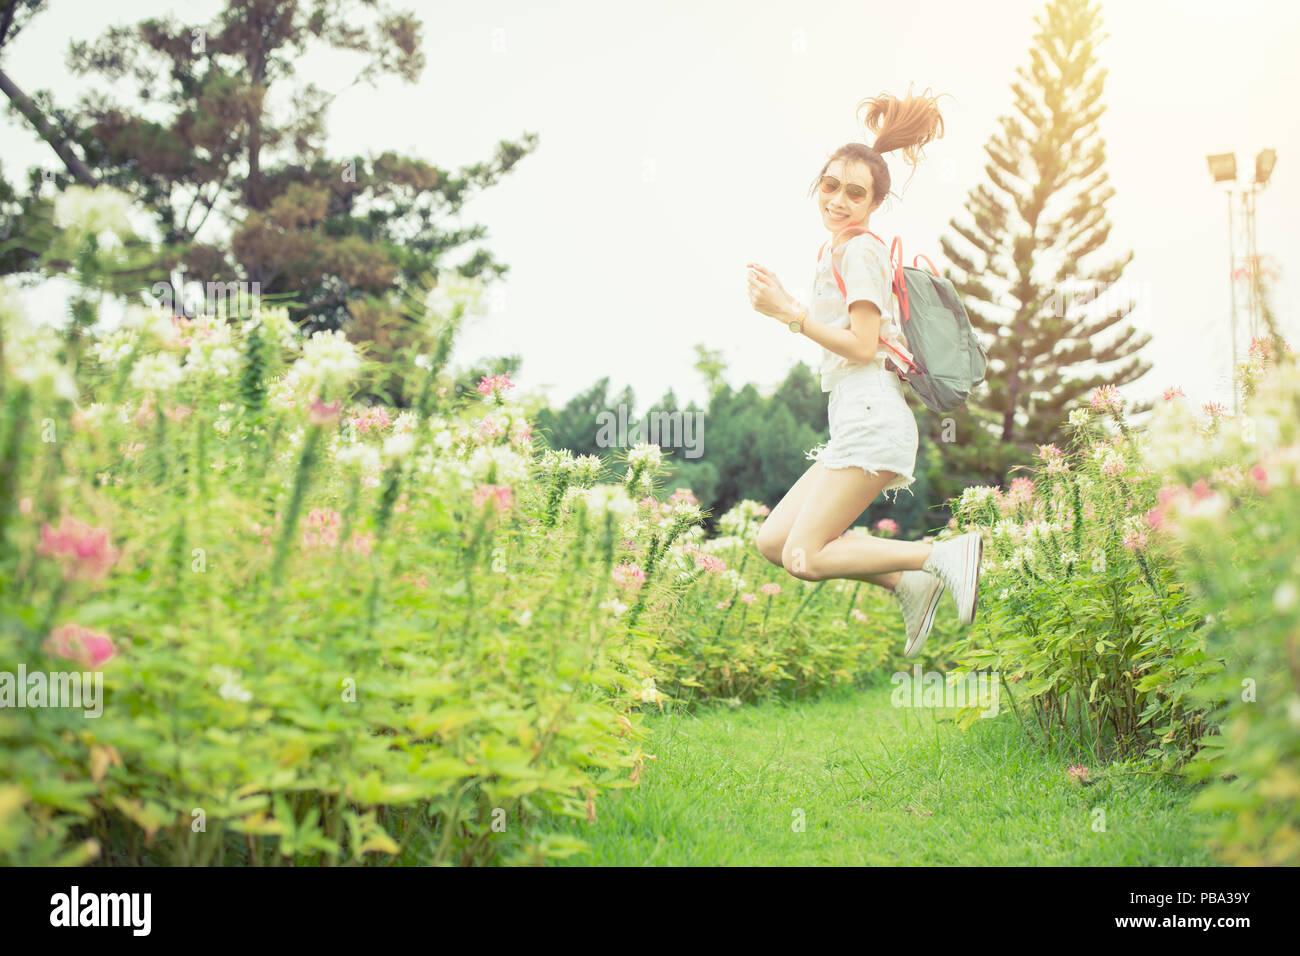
[[940, 0, 1151, 466]]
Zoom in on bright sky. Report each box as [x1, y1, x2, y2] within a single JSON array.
[[4, 0, 1297, 416]]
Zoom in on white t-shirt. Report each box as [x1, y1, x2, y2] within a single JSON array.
[[810, 233, 909, 392]]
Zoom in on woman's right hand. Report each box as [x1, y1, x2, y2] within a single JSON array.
[[746, 263, 795, 320]]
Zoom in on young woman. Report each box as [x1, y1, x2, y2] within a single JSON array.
[[745, 88, 982, 659]]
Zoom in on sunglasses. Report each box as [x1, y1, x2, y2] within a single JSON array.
[[818, 175, 871, 203]]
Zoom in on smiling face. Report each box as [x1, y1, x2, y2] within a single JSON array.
[[817, 159, 878, 234]]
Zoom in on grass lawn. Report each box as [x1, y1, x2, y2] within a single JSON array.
[[543, 681, 1224, 866]]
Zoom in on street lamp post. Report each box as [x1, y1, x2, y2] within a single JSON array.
[[1206, 149, 1277, 414]]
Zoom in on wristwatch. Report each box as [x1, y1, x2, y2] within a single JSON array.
[[787, 305, 808, 334]]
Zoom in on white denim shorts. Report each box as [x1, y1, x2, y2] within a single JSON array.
[[805, 364, 919, 501]]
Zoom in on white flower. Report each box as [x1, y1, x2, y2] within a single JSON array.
[[241, 305, 299, 352], [1275, 581, 1299, 612], [1059, 550, 1079, 567], [210, 665, 252, 703], [53, 185, 134, 241], [295, 330, 362, 394], [122, 304, 178, 343], [129, 352, 184, 394], [599, 597, 628, 617], [958, 485, 1000, 513], [628, 442, 663, 468], [583, 483, 637, 521], [721, 567, 747, 592], [90, 328, 138, 367], [432, 428, 454, 451], [716, 499, 771, 539], [381, 432, 415, 462], [573, 454, 603, 483], [466, 444, 530, 486], [1011, 546, 1035, 566], [1068, 408, 1090, 427], [335, 442, 382, 474], [183, 320, 240, 379]]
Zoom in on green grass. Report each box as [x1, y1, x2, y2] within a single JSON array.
[[542, 681, 1225, 865]]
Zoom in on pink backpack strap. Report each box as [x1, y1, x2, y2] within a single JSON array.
[[818, 227, 888, 298], [817, 231, 919, 379], [913, 253, 940, 277]]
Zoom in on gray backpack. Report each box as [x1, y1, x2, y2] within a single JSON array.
[[824, 231, 988, 413]]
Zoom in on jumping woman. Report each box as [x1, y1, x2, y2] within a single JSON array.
[[746, 87, 983, 659]]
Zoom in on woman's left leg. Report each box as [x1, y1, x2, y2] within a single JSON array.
[[781, 463, 933, 582]]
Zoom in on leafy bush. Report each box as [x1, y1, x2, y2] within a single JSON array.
[[1143, 339, 1300, 865], [947, 388, 1220, 765]]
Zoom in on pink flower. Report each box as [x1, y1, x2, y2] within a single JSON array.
[[760, 582, 781, 596], [1162, 386, 1186, 401], [36, 517, 119, 582], [739, 593, 756, 606], [163, 404, 193, 424], [1089, 385, 1122, 414], [1003, 477, 1035, 510], [472, 484, 514, 513], [1122, 528, 1148, 552], [850, 608, 868, 623], [716, 600, 731, 610], [754, 504, 771, 517], [1037, 443, 1062, 461], [874, 518, 898, 537], [694, 554, 726, 574], [1202, 401, 1226, 421], [132, 395, 157, 427], [669, 488, 698, 507], [43, 623, 116, 669], [1101, 457, 1124, 478], [612, 562, 646, 591], [1066, 765, 1090, 783], [1249, 464, 1269, 493], [347, 405, 391, 434], [477, 373, 515, 398], [310, 399, 343, 426]]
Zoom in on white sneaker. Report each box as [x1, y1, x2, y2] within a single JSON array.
[[895, 569, 945, 659], [921, 531, 983, 626]]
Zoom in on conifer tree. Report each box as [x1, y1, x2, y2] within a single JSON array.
[[939, 0, 1151, 463]]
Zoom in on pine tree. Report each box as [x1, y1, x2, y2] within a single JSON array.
[[940, 0, 1151, 459]]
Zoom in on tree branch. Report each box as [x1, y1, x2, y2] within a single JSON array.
[[0, 66, 96, 185]]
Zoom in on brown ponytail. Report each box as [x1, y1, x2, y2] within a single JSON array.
[[808, 84, 952, 209]]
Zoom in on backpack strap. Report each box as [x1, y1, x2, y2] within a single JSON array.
[[913, 254, 940, 277], [890, 237, 911, 326], [818, 227, 888, 298], [817, 231, 920, 379]]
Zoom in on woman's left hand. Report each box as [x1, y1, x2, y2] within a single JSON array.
[[746, 263, 796, 321]]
